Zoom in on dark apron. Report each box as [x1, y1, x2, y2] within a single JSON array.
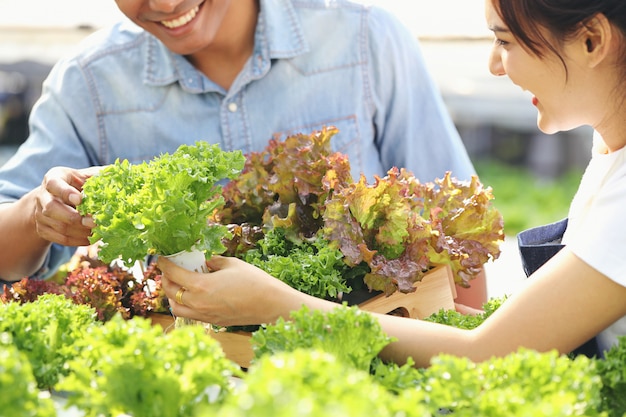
[[517, 218, 600, 358]]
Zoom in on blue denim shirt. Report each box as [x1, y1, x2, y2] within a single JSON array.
[[0, 0, 474, 279]]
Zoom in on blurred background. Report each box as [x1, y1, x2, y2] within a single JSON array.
[[0, 0, 590, 295]]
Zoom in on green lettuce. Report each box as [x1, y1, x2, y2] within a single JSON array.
[[78, 142, 245, 264], [241, 228, 352, 300], [251, 304, 394, 372]]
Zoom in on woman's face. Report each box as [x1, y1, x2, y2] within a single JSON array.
[[115, 0, 232, 56], [484, 0, 591, 134]]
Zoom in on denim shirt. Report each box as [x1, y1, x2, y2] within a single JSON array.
[[0, 0, 474, 279]]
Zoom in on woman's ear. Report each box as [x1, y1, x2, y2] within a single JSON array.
[[581, 13, 613, 68]]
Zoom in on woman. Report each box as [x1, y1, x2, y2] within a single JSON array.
[[159, 0, 626, 367]]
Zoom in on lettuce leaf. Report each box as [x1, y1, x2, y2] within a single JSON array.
[[323, 169, 503, 294], [79, 142, 245, 264], [241, 228, 352, 300], [216, 126, 353, 242]]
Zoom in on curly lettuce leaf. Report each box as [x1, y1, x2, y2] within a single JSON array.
[[241, 228, 351, 300], [251, 304, 394, 372], [79, 142, 245, 264], [217, 126, 353, 242], [323, 168, 432, 294], [422, 172, 504, 287], [323, 168, 503, 294]]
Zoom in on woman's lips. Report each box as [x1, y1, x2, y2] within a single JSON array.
[[532, 96, 539, 106]]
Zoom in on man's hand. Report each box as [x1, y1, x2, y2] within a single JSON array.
[[33, 166, 102, 247]]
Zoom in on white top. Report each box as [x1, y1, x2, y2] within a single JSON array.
[[562, 135, 626, 353]]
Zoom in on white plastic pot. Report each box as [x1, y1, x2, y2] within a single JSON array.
[[163, 248, 209, 328]]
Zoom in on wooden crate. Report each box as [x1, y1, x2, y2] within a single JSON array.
[[149, 265, 457, 368], [358, 265, 456, 319], [147, 312, 177, 332]]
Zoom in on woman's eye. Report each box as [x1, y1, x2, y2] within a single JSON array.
[[494, 38, 509, 47]]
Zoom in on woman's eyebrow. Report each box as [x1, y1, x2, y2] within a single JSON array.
[[488, 24, 510, 33]]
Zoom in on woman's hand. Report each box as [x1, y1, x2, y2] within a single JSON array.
[[158, 255, 305, 326], [33, 166, 102, 246]]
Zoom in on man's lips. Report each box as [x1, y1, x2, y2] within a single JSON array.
[[161, 5, 200, 29]]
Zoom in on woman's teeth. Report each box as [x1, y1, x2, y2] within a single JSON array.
[[161, 6, 199, 29]]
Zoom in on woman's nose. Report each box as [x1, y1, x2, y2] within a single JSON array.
[[488, 48, 506, 77]]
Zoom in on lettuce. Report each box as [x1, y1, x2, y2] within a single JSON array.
[[217, 128, 504, 296], [0, 294, 97, 389], [78, 142, 245, 264], [0, 336, 56, 417], [58, 315, 241, 416], [323, 169, 504, 294], [216, 126, 353, 242], [251, 304, 394, 372], [241, 228, 352, 300]]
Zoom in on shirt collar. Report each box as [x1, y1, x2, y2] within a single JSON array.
[[141, 0, 308, 92]]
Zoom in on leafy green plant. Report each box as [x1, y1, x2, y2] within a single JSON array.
[[0, 294, 97, 389], [424, 295, 507, 330], [78, 141, 246, 264], [215, 126, 353, 241], [0, 333, 56, 417], [413, 349, 604, 416], [241, 227, 353, 300], [216, 349, 419, 417], [323, 169, 504, 293], [59, 315, 242, 417], [1, 292, 624, 416], [597, 335, 626, 416], [251, 304, 394, 372], [2, 258, 167, 322], [369, 356, 424, 394], [217, 128, 504, 297]]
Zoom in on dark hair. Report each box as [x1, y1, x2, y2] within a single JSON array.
[[494, 0, 626, 78]]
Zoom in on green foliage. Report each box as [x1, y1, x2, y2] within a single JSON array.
[[0, 294, 97, 389], [58, 315, 242, 417], [323, 169, 504, 292], [475, 161, 581, 235], [78, 141, 245, 264], [597, 336, 626, 416], [413, 349, 604, 416], [251, 304, 394, 372], [216, 349, 423, 417], [370, 356, 425, 394], [218, 129, 504, 296], [424, 296, 507, 329], [241, 228, 352, 299], [0, 334, 56, 417], [1, 295, 624, 416]]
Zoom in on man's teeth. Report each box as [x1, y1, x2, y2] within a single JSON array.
[[161, 6, 199, 29]]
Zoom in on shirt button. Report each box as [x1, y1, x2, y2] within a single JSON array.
[[228, 102, 238, 112]]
